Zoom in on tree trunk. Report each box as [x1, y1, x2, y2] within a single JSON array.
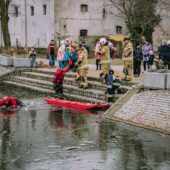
[[0, 0, 11, 49]]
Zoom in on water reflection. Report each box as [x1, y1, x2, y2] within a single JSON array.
[[0, 92, 169, 169]]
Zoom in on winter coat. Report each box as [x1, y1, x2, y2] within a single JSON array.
[[142, 44, 153, 57], [64, 51, 70, 61], [165, 45, 170, 61], [57, 45, 65, 61], [47, 43, 57, 57], [159, 45, 168, 60], [134, 47, 143, 61], [71, 51, 78, 61]]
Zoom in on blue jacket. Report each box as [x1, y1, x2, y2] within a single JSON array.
[[71, 52, 78, 61], [64, 51, 70, 61]]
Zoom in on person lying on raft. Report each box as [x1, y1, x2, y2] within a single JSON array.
[[53, 67, 69, 97], [0, 96, 23, 109]]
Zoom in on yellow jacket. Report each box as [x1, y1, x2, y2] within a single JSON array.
[[77, 48, 88, 69], [122, 42, 133, 61], [99, 46, 110, 64]]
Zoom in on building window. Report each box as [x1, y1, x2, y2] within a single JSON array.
[[116, 26, 123, 34], [81, 4, 88, 12], [31, 6, 34, 16], [14, 6, 18, 17], [80, 30, 88, 37], [43, 5, 47, 15], [103, 8, 106, 19]]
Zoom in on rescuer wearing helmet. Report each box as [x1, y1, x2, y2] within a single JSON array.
[[75, 44, 89, 89], [98, 38, 110, 77]]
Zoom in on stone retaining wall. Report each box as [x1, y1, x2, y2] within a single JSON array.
[[144, 72, 170, 90]]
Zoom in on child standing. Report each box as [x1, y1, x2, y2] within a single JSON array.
[[63, 46, 70, 68]]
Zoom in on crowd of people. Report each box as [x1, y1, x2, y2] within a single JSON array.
[[27, 37, 170, 98]]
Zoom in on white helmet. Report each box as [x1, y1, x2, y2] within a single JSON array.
[[100, 38, 107, 45], [167, 40, 170, 45], [108, 42, 113, 47]]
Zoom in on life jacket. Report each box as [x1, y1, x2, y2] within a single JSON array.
[[0, 96, 18, 108], [53, 69, 64, 85]]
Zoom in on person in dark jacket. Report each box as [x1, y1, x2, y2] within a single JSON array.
[[133, 45, 143, 77], [158, 40, 168, 61], [165, 40, 170, 69]]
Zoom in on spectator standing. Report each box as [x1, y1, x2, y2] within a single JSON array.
[[133, 45, 143, 77], [29, 48, 37, 68], [142, 41, 153, 71], [57, 40, 65, 69], [165, 40, 170, 69], [47, 40, 57, 68]]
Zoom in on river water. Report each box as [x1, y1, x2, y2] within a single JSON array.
[[0, 87, 170, 170]]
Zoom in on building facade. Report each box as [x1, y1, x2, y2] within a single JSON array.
[[0, 0, 127, 48], [1, 0, 54, 48]]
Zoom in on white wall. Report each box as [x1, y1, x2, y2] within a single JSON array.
[[54, 0, 126, 42], [8, 0, 54, 48]]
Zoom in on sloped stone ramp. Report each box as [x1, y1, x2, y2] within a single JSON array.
[[104, 89, 170, 135]]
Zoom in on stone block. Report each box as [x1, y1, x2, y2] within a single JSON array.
[[144, 72, 166, 89], [14, 58, 31, 67], [0, 55, 14, 66], [166, 73, 170, 90]]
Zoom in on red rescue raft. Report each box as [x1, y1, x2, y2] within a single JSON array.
[[44, 98, 110, 110]]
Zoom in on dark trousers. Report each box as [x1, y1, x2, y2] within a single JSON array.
[[143, 61, 149, 71], [96, 59, 101, 70], [54, 85, 63, 96], [64, 60, 69, 68], [134, 60, 141, 76]]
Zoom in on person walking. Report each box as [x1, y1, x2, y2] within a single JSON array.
[[47, 40, 57, 68], [133, 45, 143, 77], [122, 37, 133, 81], [142, 41, 153, 71]]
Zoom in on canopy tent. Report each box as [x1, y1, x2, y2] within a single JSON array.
[[108, 35, 128, 42]]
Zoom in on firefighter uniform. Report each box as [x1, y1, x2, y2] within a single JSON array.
[[99, 45, 110, 74], [76, 48, 89, 88], [122, 42, 133, 81]]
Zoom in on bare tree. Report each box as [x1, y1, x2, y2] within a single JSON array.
[[108, 0, 161, 44], [0, 0, 13, 48]]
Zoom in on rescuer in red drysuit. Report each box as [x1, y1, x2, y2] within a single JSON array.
[[53, 67, 69, 96], [0, 96, 23, 109]]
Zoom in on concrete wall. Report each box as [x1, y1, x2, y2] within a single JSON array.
[[7, 0, 54, 48], [54, 0, 126, 42]]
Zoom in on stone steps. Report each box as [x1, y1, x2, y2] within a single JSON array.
[[22, 72, 108, 91], [21, 72, 132, 91], [2, 81, 106, 103], [10, 76, 107, 100]]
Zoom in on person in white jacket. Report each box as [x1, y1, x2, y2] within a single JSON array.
[[57, 40, 65, 69]]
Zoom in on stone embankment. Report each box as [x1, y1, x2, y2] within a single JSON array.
[[104, 90, 170, 134]]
